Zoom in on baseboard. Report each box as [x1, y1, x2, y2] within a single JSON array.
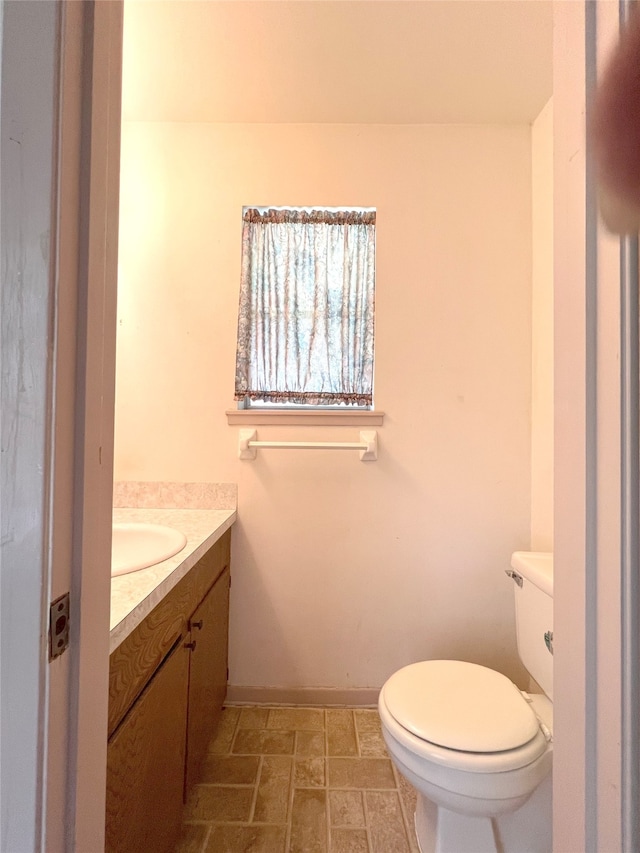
[[225, 685, 380, 707]]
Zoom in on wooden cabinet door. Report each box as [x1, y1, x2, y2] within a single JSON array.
[[185, 566, 230, 792], [106, 640, 189, 853]]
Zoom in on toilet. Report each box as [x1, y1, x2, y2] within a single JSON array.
[[379, 551, 553, 853]]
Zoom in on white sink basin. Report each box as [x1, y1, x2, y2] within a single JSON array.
[[111, 522, 187, 577]]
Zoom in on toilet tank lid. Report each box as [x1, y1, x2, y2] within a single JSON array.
[[510, 551, 553, 597]]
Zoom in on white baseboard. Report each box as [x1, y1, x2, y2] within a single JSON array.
[[225, 685, 380, 707]]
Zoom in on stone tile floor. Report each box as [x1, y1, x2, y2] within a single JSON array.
[[175, 705, 420, 853]]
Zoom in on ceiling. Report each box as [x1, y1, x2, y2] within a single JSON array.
[[122, 1, 553, 125]]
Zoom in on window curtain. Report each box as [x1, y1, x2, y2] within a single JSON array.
[[234, 208, 376, 406]]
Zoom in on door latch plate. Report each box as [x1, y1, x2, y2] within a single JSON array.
[[49, 593, 70, 660]]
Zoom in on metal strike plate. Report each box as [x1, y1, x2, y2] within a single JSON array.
[[49, 593, 70, 660], [505, 569, 523, 588], [544, 631, 554, 655]]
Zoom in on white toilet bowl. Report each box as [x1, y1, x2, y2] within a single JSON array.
[[379, 659, 553, 853]]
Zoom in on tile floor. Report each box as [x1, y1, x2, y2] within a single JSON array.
[[175, 705, 420, 853]]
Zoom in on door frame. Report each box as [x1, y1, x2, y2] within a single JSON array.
[[553, 1, 638, 850], [0, 2, 122, 850]]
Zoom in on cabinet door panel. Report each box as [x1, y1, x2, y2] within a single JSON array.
[[185, 566, 230, 792], [106, 641, 189, 853]]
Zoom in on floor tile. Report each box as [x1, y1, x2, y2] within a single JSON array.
[[354, 710, 382, 734], [198, 754, 260, 785], [294, 756, 326, 787], [253, 755, 292, 823], [393, 772, 420, 853], [175, 706, 419, 853], [329, 790, 366, 828], [184, 784, 254, 822], [358, 730, 388, 758], [233, 728, 295, 755], [365, 791, 411, 853], [328, 757, 396, 789], [238, 707, 270, 729], [327, 710, 358, 757], [289, 788, 328, 853], [296, 730, 326, 756], [207, 707, 240, 754], [205, 824, 287, 853], [330, 828, 370, 853], [174, 822, 210, 853], [268, 707, 325, 731]]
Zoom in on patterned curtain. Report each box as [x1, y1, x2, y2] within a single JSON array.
[[234, 208, 376, 406]]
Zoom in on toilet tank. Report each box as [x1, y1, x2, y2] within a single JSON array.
[[509, 551, 553, 700]]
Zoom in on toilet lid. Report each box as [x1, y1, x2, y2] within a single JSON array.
[[383, 660, 541, 753]]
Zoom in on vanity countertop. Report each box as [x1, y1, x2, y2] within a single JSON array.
[[110, 506, 236, 653]]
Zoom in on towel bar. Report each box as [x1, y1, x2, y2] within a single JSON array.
[[238, 429, 378, 461]]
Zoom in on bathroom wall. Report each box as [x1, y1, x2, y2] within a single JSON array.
[[530, 98, 554, 550], [115, 121, 533, 695]]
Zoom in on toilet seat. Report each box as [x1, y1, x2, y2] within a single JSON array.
[[381, 660, 549, 774]]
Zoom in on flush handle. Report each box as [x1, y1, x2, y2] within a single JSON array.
[[544, 631, 554, 655], [505, 569, 523, 588]]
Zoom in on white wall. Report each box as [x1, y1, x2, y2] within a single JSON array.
[[531, 98, 554, 550], [115, 121, 533, 694]]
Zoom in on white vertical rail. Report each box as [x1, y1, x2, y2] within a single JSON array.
[[584, 8, 599, 850], [619, 8, 640, 850], [585, 2, 640, 850], [620, 218, 639, 853], [553, 6, 591, 848], [554, 2, 630, 849]]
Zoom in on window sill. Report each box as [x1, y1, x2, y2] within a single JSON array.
[[225, 409, 384, 427]]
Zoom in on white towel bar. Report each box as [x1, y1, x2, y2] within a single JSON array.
[[238, 429, 378, 461]]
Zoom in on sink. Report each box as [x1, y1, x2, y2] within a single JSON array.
[[111, 522, 187, 577]]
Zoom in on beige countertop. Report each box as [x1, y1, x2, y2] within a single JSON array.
[[110, 507, 236, 653]]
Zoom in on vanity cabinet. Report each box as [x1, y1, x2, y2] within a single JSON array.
[[106, 530, 231, 853], [185, 566, 230, 793], [105, 640, 188, 853]]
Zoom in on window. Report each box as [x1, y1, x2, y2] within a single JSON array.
[[234, 207, 376, 409]]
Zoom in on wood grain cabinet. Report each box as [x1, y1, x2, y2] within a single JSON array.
[[105, 640, 189, 853], [185, 566, 230, 794], [106, 530, 231, 853]]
